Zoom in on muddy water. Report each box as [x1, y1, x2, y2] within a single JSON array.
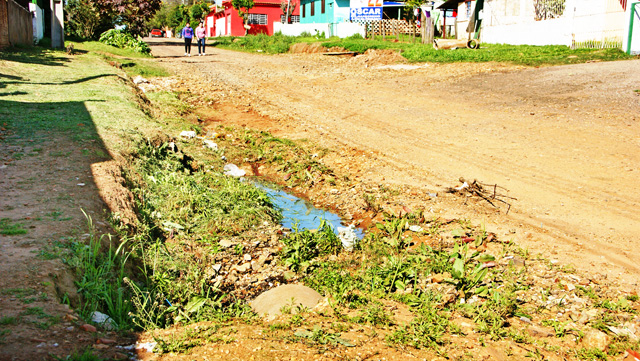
[[253, 180, 364, 238]]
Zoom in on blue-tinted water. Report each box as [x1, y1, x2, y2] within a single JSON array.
[[253, 181, 364, 238]]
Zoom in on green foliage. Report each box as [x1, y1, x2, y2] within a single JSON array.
[[316, 39, 632, 66], [64, 0, 108, 40], [446, 242, 493, 298], [292, 325, 355, 348], [0, 218, 27, 235], [127, 138, 280, 240], [231, 0, 255, 25], [386, 304, 451, 349], [54, 348, 105, 361], [64, 216, 134, 331], [94, 0, 161, 38], [190, 2, 210, 24], [280, 220, 341, 272], [99, 29, 150, 54], [215, 33, 305, 54]]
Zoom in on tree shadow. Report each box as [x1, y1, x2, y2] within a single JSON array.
[[0, 47, 70, 67], [0, 100, 110, 161], [0, 73, 117, 87]]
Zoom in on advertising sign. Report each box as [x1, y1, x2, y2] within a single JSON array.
[[350, 6, 383, 20], [350, 0, 382, 6]]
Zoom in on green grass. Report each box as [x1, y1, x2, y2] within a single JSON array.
[[0, 218, 28, 235], [0, 316, 18, 326], [213, 33, 322, 54], [212, 32, 632, 66], [20, 306, 60, 329], [70, 40, 170, 78]]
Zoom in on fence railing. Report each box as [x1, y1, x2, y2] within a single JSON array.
[[354, 19, 418, 37]]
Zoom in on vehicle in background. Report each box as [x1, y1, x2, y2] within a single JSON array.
[[150, 29, 164, 37]]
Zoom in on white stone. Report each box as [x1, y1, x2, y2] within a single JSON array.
[[180, 131, 197, 139]]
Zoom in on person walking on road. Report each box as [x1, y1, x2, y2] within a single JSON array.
[[182, 23, 194, 56], [196, 22, 206, 56]]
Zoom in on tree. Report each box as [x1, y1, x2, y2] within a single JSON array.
[[231, 0, 254, 36], [189, 2, 210, 25], [65, 0, 114, 39], [95, 0, 162, 38], [280, 0, 296, 24]]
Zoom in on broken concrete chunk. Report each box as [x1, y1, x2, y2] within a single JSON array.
[[250, 284, 322, 316]]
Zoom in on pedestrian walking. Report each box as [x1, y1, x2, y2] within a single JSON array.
[[182, 23, 194, 56], [196, 22, 206, 56]]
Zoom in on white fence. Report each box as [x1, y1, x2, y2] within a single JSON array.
[[274, 22, 365, 38]]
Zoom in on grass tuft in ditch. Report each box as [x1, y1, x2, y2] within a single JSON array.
[[0, 218, 28, 235]]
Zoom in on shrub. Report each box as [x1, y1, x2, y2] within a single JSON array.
[[99, 29, 151, 54]]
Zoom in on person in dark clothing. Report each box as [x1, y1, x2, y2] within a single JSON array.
[[182, 23, 194, 56]]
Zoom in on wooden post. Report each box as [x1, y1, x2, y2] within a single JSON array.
[[412, 20, 415, 43], [421, 9, 426, 44], [396, 20, 400, 41], [425, 14, 433, 45], [382, 20, 386, 41]]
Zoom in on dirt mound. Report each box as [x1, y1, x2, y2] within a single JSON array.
[[289, 42, 327, 53], [350, 49, 407, 66]]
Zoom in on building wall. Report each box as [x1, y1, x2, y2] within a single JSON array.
[[623, 1, 640, 54], [456, 0, 627, 47], [300, 0, 334, 24], [222, 1, 299, 36]]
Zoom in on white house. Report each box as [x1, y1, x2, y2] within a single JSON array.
[[446, 0, 631, 48]]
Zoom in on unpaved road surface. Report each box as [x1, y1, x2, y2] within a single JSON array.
[[148, 38, 640, 287]]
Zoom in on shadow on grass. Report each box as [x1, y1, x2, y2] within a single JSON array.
[[0, 99, 110, 158], [0, 74, 118, 88], [0, 46, 70, 67]]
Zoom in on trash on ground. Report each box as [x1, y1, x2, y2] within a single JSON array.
[[180, 130, 197, 139], [91, 311, 117, 330], [223, 164, 246, 177], [338, 224, 358, 251], [203, 139, 218, 150]]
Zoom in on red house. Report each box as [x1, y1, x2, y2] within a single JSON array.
[[207, 0, 300, 37]]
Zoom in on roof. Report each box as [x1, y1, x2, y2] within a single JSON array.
[[437, 0, 461, 10]]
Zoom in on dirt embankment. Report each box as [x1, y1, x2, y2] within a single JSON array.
[[147, 37, 640, 289]]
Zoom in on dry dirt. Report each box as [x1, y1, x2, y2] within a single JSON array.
[[147, 37, 640, 289], [1, 38, 639, 360]]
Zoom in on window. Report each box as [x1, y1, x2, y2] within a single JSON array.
[[280, 14, 300, 23], [310, 1, 314, 16], [321, 0, 325, 14], [302, 3, 305, 17], [247, 13, 268, 25]]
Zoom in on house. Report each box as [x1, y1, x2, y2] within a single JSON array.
[[440, 0, 631, 49], [207, 0, 300, 36], [299, 0, 350, 25]]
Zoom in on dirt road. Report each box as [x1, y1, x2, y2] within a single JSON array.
[[147, 38, 640, 286]]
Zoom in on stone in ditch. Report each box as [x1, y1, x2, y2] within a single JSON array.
[[582, 329, 610, 351], [219, 239, 234, 248], [232, 263, 251, 273], [250, 284, 322, 316]]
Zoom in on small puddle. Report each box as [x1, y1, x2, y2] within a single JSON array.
[[253, 180, 364, 238]]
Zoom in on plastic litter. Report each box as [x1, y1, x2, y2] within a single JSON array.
[[223, 164, 246, 177], [203, 139, 218, 150], [132, 75, 148, 84], [338, 224, 358, 251], [180, 130, 197, 139], [409, 225, 423, 232], [90, 311, 117, 330], [455, 182, 469, 191]]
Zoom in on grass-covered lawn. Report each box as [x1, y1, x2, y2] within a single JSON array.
[[212, 32, 633, 66]]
